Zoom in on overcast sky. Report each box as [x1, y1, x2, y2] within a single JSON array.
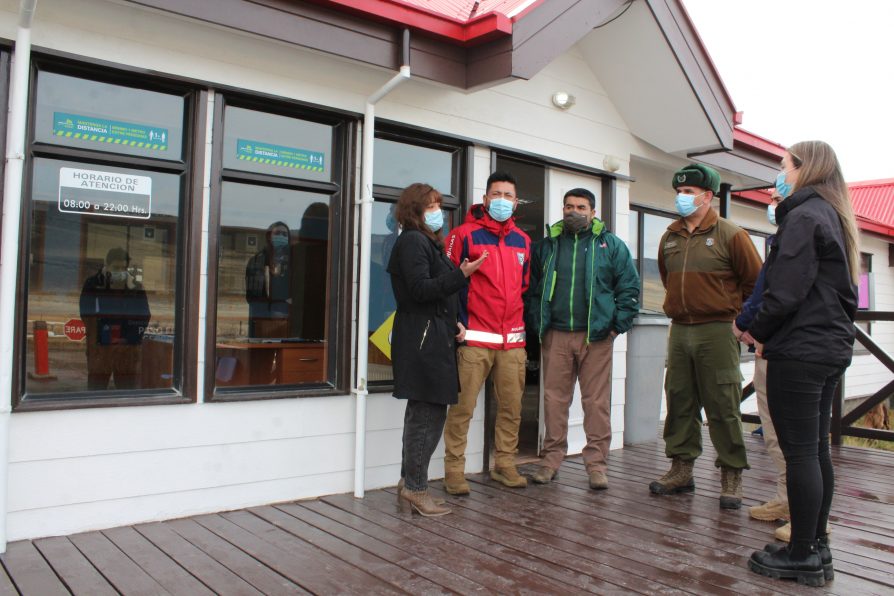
[[683, 0, 894, 182]]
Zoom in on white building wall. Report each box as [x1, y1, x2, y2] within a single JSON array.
[[0, 0, 659, 539]]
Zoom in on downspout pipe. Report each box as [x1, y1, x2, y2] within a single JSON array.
[[0, 0, 38, 553], [353, 29, 410, 499]]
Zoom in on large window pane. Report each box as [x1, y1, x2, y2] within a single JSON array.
[[642, 213, 674, 313], [373, 139, 453, 192], [24, 158, 182, 396], [35, 72, 184, 159], [215, 182, 330, 388], [749, 234, 767, 260], [222, 106, 333, 182]]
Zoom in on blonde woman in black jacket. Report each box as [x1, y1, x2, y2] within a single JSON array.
[[388, 183, 486, 516], [747, 141, 859, 587]]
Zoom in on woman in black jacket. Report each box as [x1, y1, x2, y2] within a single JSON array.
[[389, 183, 486, 516], [747, 141, 859, 587]]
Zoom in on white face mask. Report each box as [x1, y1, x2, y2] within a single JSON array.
[[767, 204, 778, 226]]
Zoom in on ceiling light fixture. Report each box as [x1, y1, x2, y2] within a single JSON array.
[[551, 91, 576, 110]]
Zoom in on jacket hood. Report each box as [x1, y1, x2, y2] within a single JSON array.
[[547, 217, 606, 239], [465, 203, 517, 235]]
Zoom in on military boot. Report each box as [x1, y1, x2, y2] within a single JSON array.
[[719, 466, 743, 509], [443, 470, 470, 495], [490, 465, 527, 488], [649, 457, 695, 495]]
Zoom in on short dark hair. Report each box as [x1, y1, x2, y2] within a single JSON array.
[[105, 247, 130, 265], [486, 171, 517, 194], [564, 188, 595, 209]]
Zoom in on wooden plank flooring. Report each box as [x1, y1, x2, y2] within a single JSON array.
[[1, 430, 892, 595]]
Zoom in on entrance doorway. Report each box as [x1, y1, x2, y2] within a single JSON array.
[[484, 155, 546, 469]]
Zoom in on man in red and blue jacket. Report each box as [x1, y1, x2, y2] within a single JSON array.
[[442, 171, 531, 494]]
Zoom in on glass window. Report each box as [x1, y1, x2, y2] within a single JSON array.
[[642, 213, 674, 313], [23, 158, 182, 397], [35, 71, 185, 159], [749, 234, 767, 261], [215, 183, 331, 389], [222, 106, 333, 182], [373, 138, 454, 192], [628, 212, 639, 261]]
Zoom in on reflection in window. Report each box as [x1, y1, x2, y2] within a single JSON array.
[[35, 72, 184, 159], [373, 139, 454, 192], [642, 213, 674, 313], [215, 183, 330, 388], [222, 106, 333, 182], [24, 159, 181, 396]]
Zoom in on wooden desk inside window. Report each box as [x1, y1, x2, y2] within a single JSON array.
[[216, 342, 326, 386]]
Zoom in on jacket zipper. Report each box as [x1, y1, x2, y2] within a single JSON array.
[[587, 235, 596, 344], [681, 235, 693, 316], [419, 319, 430, 350], [540, 246, 556, 340], [570, 234, 578, 329]]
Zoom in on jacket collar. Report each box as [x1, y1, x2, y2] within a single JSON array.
[[547, 217, 606, 239], [466, 203, 516, 236], [775, 186, 817, 226]]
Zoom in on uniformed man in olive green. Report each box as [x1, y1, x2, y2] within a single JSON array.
[[650, 163, 762, 509]]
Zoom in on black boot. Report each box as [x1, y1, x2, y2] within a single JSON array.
[[749, 541, 825, 587], [764, 534, 833, 581]]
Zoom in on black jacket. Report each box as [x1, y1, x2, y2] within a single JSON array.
[[388, 229, 467, 404], [749, 187, 857, 367]]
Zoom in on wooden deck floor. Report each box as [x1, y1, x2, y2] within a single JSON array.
[[1, 431, 892, 595]]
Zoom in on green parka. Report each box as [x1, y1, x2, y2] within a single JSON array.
[[525, 218, 640, 342]]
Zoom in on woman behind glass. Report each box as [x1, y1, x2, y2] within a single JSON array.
[[388, 183, 486, 516], [747, 141, 859, 587]]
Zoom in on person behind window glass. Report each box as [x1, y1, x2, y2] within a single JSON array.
[[79, 247, 151, 390], [746, 141, 859, 587], [389, 183, 485, 516], [245, 221, 292, 338]]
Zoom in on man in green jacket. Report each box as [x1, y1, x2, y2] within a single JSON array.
[[525, 188, 639, 489], [651, 163, 762, 509]]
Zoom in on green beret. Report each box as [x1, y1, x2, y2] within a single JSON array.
[[672, 163, 721, 194]]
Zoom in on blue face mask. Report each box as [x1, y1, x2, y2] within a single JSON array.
[[775, 171, 793, 199], [385, 211, 397, 232], [674, 192, 703, 218], [487, 198, 514, 222], [424, 209, 444, 232], [767, 204, 777, 226], [271, 234, 289, 248]]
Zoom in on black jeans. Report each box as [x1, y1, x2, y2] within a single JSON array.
[[766, 359, 843, 555], [401, 400, 448, 492]]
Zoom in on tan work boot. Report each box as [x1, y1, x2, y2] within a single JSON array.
[[491, 465, 527, 488], [398, 489, 452, 517], [775, 522, 831, 543], [398, 479, 444, 505], [719, 467, 743, 509], [749, 498, 789, 521], [588, 470, 608, 490], [444, 470, 470, 495], [649, 457, 695, 495], [530, 466, 556, 484]]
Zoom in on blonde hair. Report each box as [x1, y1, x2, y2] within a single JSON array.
[[788, 141, 860, 285]]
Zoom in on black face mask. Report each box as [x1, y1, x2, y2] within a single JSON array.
[[563, 211, 590, 234]]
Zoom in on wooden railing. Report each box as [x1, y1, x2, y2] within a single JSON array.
[[741, 310, 894, 445]]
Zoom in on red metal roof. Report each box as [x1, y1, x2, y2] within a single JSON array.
[[311, 0, 543, 45], [850, 179, 894, 229]]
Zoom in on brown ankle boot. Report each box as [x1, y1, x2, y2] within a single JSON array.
[[720, 467, 743, 509], [444, 470, 470, 495], [399, 489, 452, 517], [398, 479, 444, 505], [491, 465, 527, 488], [649, 457, 695, 495]]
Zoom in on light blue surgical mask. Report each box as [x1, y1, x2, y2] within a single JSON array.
[[674, 192, 704, 217], [424, 209, 444, 232], [775, 171, 793, 199], [767, 204, 778, 226], [487, 198, 514, 222], [271, 234, 289, 248]]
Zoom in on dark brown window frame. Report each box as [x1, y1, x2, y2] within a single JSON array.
[[13, 55, 205, 411], [205, 92, 354, 402], [0, 47, 9, 247]]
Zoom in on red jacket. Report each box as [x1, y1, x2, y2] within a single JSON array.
[[445, 204, 531, 350]]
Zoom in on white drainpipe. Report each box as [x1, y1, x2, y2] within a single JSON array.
[[0, 0, 38, 553], [354, 30, 410, 498]]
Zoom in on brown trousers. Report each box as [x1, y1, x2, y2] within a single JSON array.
[[444, 346, 526, 471], [754, 356, 788, 503], [541, 330, 614, 473]]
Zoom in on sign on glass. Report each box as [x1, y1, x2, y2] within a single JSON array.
[[58, 167, 152, 219]]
